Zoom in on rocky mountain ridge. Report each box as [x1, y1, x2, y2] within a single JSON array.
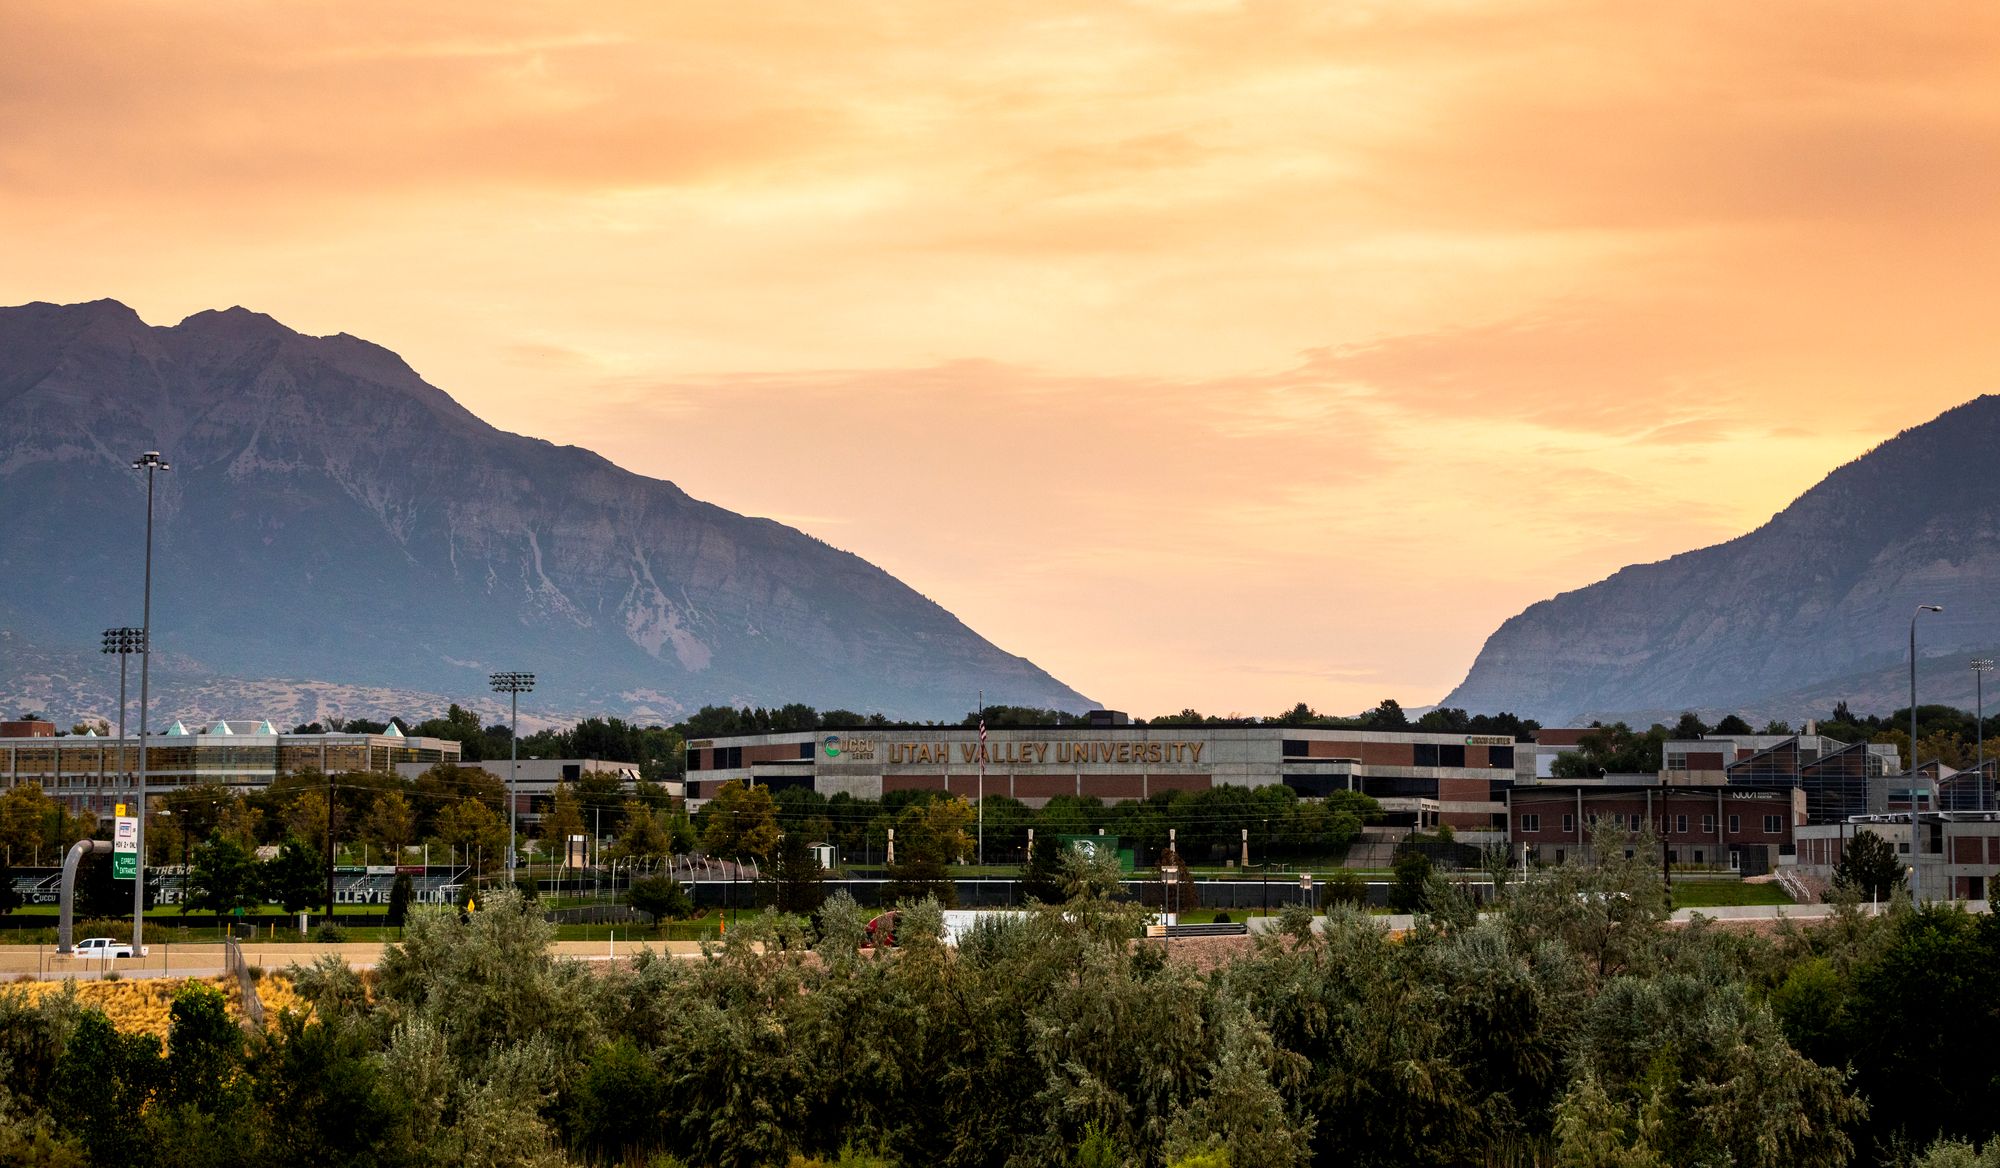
[[0, 299, 1090, 726], [1443, 395, 2000, 724]]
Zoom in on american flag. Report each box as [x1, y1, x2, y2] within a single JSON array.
[[979, 714, 987, 764]]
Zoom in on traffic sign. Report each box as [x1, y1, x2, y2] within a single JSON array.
[[113, 815, 138, 880]]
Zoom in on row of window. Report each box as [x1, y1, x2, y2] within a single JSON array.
[[1517, 812, 1784, 835]]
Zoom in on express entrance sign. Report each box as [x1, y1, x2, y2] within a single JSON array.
[[113, 815, 138, 880]]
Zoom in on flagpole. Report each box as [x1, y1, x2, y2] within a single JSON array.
[[977, 689, 985, 868]]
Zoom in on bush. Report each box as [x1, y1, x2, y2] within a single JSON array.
[[1323, 868, 1367, 906], [312, 922, 349, 943], [1212, 910, 1232, 924]]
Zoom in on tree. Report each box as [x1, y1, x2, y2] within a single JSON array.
[[1712, 714, 1754, 735], [187, 836, 260, 920], [260, 838, 324, 914], [699, 780, 782, 861], [766, 832, 825, 914], [887, 797, 973, 906], [434, 796, 505, 873], [1830, 829, 1905, 902], [1022, 833, 1067, 903], [386, 873, 414, 927], [1389, 848, 1432, 912], [0, 855, 20, 914], [362, 790, 416, 860], [1672, 711, 1710, 739], [1361, 698, 1409, 730], [625, 875, 692, 923], [608, 798, 673, 860], [540, 783, 587, 859]]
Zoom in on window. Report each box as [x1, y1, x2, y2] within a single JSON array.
[[1675, 814, 1689, 834], [1282, 739, 1309, 757], [687, 750, 704, 771], [1702, 814, 1716, 834], [1439, 744, 1466, 768], [1414, 743, 1441, 767], [1520, 814, 1540, 833], [1763, 815, 1782, 834], [1694, 849, 1705, 864], [1666, 752, 1688, 771], [1490, 746, 1515, 769], [1728, 814, 1740, 833], [800, 741, 815, 759], [1630, 814, 1644, 831], [1562, 813, 1575, 833], [1668, 849, 1679, 864]]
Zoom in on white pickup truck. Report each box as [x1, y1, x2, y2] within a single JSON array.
[[73, 937, 133, 958]]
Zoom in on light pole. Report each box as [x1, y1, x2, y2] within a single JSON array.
[[1974, 659, 1994, 813], [1908, 603, 1943, 905], [490, 672, 535, 880], [1159, 863, 1179, 957], [100, 627, 143, 821], [131, 451, 169, 955]]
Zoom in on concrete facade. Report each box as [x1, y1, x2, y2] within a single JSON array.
[[686, 725, 1536, 839]]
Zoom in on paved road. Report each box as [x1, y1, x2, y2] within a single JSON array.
[[1, 938, 712, 981], [1246, 898, 1993, 935]]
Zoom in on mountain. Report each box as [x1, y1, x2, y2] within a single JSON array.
[[1443, 395, 2000, 725], [0, 299, 1091, 726]]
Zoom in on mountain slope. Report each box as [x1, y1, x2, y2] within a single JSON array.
[[0, 299, 1090, 724], [1443, 396, 2000, 723]]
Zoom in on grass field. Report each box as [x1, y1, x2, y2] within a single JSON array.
[[1668, 880, 1796, 908]]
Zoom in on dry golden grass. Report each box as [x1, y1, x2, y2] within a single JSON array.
[[14, 975, 249, 1036]]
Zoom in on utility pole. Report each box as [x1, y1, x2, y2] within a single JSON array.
[[490, 672, 536, 880], [130, 452, 169, 955]]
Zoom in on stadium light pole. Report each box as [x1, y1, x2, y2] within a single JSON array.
[[100, 627, 144, 820], [131, 451, 169, 955], [1908, 604, 1943, 905], [490, 672, 535, 880], [1974, 659, 1994, 814]]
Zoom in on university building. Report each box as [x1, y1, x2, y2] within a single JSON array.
[[0, 717, 461, 810], [685, 721, 1533, 839]]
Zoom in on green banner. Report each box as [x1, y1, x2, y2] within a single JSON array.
[[112, 852, 137, 880]]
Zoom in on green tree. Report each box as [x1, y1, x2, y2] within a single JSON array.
[[362, 789, 416, 860], [699, 780, 782, 861], [187, 836, 261, 920], [260, 838, 324, 915], [625, 875, 693, 924], [540, 783, 587, 860], [387, 873, 414, 927], [1389, 849, 1432, 912], [1830, 829, 1905, 902], [767, 832, 826, 914]]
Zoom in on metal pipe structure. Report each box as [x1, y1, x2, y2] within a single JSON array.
[[490, 672, 536, 879], [58, 839, 115, 954], [131, 451, 169, 955], [1908, 604, 1943, 904], [1975, 659, 1993, 813]]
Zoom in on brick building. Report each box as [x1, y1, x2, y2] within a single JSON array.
[[1505, 780, 1805, 875]]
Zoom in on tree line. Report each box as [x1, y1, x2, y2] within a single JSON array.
[[4, 828, 1999, 1167]]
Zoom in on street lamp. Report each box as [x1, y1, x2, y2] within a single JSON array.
[[100, 627, 144, 820], [489, 672, 535, 880], [1908, 603, 1943, 905], [130, 451, 169, 955], [1159, 863, 1179, 957], [1974, 659, 1994, 813]]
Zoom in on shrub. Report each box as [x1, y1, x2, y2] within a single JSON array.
[[1212, 910, 1232, 924], [312, 922, 349, 943]]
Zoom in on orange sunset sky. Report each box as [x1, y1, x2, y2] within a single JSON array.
[[6, 2, 2000, 718]]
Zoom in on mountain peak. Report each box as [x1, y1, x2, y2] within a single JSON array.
[[0, 298, 1091, 723], [1442, 393, 2000, 723]]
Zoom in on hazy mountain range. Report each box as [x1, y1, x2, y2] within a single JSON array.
[[1444, 395, 2000, 726], [0, 299, 1090, 728]]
